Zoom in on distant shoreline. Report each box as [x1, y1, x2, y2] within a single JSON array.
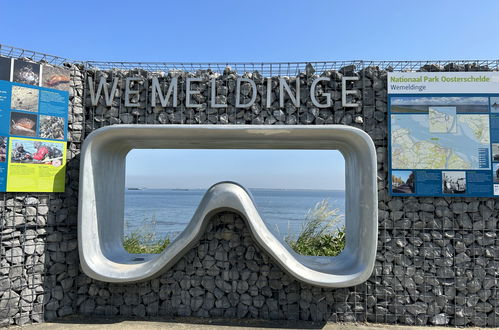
[[126, 187, 346, 192]]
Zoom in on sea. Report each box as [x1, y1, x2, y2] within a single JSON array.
[[124, 188, 345, 240]]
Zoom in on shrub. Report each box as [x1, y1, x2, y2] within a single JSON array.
[[285, 199, 345, 256], [123, 215, 170, 254], [123, 233, 170, 254]]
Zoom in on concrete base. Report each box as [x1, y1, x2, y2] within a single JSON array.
[[22, 316, 453, 330]]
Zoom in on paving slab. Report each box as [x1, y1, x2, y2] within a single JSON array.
[[12, 316, 492, 330]]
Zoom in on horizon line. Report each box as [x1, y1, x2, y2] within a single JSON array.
[[125, 187, 346, 191]]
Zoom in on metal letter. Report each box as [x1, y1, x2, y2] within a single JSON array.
[[342, 76, 360, 107], [125, 77, 141, 107], [186, 77, 202, 108], [88, 76, 119, 107], [279, 78, 300, 108], [151, 77, 178, 107], [210, 78, 226, 108], [266, 78, 272, 109], [310, 77, 332, 108], [235, 78, 257, 108]]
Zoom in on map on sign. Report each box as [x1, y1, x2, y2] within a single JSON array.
[[388, 72, 499, 197], [391, 96, 491, 171], [428, 107, 457, 133]]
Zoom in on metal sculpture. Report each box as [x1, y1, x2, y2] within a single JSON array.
[[78, 125, 378, 287]]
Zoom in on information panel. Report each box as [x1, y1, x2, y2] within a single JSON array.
[[0, 56, 69, 192], [388, 72, 499, 197]]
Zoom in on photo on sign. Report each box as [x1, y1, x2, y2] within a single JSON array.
[[0, 56, 11, 81], [391, 170, 415, 194], [10, 138, 63, 167], [492, 144, 499, 162], [42, 65, 70, 91], [391, 96, 489, 113], [494, 184, 499, 196], [39, 115, 64, 140], [442, 171, 466, 194], [11, 85, 39, 112], [13, 60, 40, 86], [0, 136, 7, 162], [491, 97, 499, 113], [494, 163, 499, 183], [10, 112, 37, 137]]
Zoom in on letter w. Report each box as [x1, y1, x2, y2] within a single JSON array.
[[88, 76, 119, 106]]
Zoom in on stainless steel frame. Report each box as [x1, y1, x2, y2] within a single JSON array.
[[78, 125, 378, 287]]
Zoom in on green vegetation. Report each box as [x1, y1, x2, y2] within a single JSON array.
[[123, 200, 346, 256], [285, 200, 345, 256], [123, 215, 170, 254], [123, 233, 170, 254]]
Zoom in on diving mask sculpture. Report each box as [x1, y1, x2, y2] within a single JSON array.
[[78, 125, 378, 287]]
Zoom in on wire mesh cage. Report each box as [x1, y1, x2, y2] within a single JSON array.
[[0, 44, 75, 66], [86, 59, 499, 74], [0, 43, 499, 327]]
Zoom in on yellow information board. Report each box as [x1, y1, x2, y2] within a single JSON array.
[[6, 137, 66, 192]]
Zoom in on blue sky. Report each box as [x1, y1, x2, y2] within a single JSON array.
[[392, 170, 412, 183], [2, 0, 498, 190], [125, 149, 345, 189], [2, 0, 499, 62]]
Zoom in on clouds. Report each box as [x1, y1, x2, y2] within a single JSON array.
[[392, 96, 488, 106]]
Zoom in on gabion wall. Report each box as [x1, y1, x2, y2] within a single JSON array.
[[1, 44, 499, 327]]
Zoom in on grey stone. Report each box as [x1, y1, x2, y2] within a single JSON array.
[[214, 247, 227, 261], [38, 205, 49, 216], [467, 279, 482, 293], [180, 277, 191, 290], [215, 296, 230, 309], [79, 299, 95, 314], [253, 295, 265, 308], [407, 302, 428, 315], [23, 243, 36, 255], [455, 252, 471, 264], [305, 63, 315, 76], [236, 280, 249, 294], [24, 197, 39, 205], [46, 232, 62, 242], [215, 278, 232, 293], [245, 246, 255, 260], [48, 263, 65, 275], [190, 296, 203, 312], [430, 313, 449, 325], [240, 293, 252, 306], [201, 277, 215, 292], [189, 287, 204, 297]]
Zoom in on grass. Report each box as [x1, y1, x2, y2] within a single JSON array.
[[123, 233, 170, 254], [285, 199, 346, 256], [123, 215, 170, 254], [123, 199, 345, 256]]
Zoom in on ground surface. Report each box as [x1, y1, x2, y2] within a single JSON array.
[[12, 316, 493, 329]]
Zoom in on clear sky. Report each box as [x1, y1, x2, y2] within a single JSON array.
[[2, 0, 498, 190], [2, 0, 499, 62], [125, 149, 345, 190]]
